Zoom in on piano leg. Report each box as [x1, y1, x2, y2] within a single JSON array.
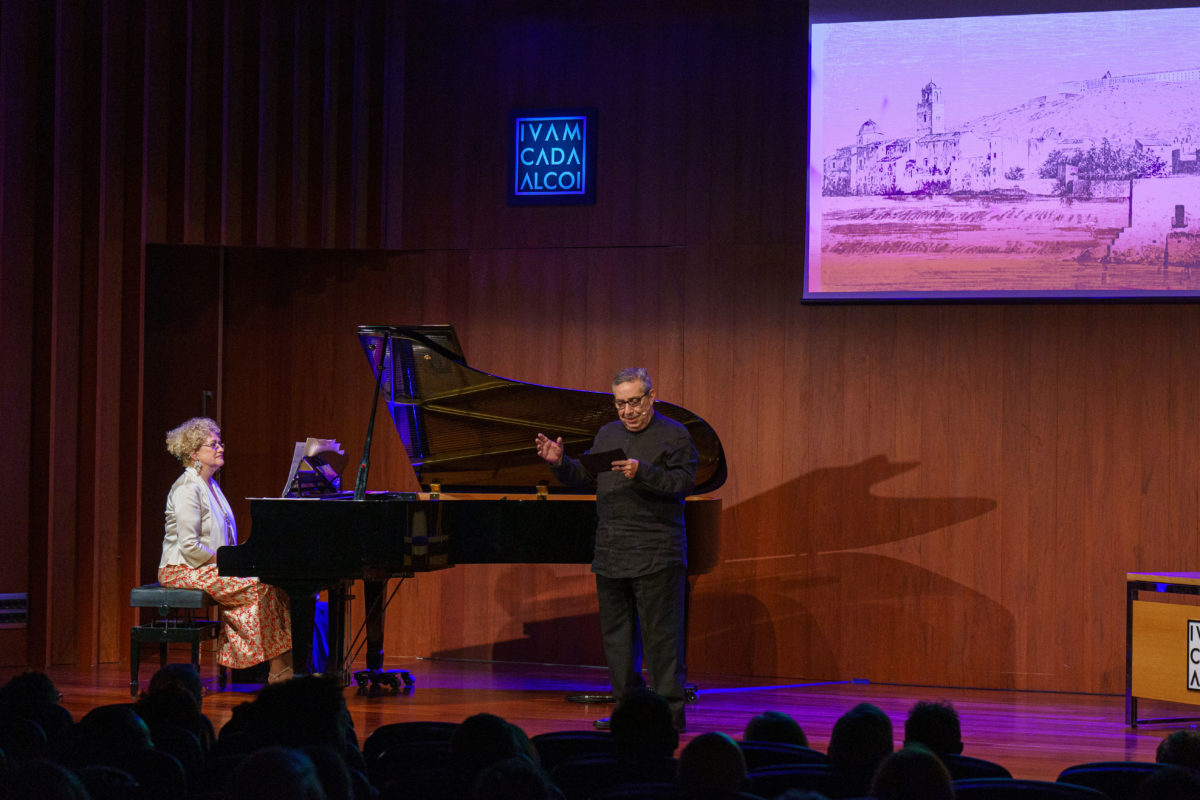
[[352, 578, 414, 695], [364, 579, 385, 671]]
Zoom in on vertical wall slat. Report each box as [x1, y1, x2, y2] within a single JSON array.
[[46, 0, 86, 666], [0, 0, 43, 664]]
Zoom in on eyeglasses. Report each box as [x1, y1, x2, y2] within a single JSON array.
[[613, 392, 650, 411], [201, 440, 224, 450]]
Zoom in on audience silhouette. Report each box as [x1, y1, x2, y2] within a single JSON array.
[[610, 686, 680, 763], [8, 669, 1199, 800], [449, 710, 544, 798], [870, 743, 954, 800], [550, 689, 680, 800], [225, 746, 328, 800], [0, 671, 74, 747], [1155, 728, 1200, 771], [902, 700, 962, 756], [472, 755, 559, 800], [826, 701, 894, 796], [1136, 762, 1200, 800], [137, 662, 216, 753], [677, 731, 747, 800], [301, 743, 360, 800], [743, 710, 808, 748]]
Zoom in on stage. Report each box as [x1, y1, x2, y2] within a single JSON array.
[[32, 657, 1194, 782]]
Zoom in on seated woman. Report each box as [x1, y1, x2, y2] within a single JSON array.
[[159, 417, 293, 682]]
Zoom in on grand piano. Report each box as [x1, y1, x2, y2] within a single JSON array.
[[218, 325, 726, 683]]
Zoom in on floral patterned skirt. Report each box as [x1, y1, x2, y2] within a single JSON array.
[[158, 564, 291, 669]]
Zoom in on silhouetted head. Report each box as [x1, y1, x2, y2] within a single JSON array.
[[135, 683, 202, 732], [147, 662, 204, 707], [743, 710, 808, 747], [472, 755, 554, 800], [828, 702, 893, 776], [870, 744, 954, 800], [451, 713, 527, 770], [225, 746, 327, 800], [610, 687, 679, 760], [1157, 729, 1200, 770], [903, 700, 962, 756], [0, 671, 61, 709], [74, 704, 153, 753], [678, 732, 747, 800], [0, 671, 72, 743], [246, 674, 354, 751]]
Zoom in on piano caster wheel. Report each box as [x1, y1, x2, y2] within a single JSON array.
[[684, 684, 699, 704], [353, 668, 414, 696]]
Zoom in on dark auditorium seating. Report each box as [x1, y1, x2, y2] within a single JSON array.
[[953, 777, 1111, 800], [93, 747, 188, 800], [745, 763, 863, 799], [531, 729, 616, 770], [362, 720, 461, 790], [551, 755, 679, 800], [0, 712, 48, 764], [146, 722, 206, 783], [737, 740, 828, 771], [368, 738, 458, 792], [588, 782, 684, 800], [1056, 760, 1163, 800], [591, 783, 768, 800], [363, 721, 459, 757], [942, 753, 1014, 780], [77, 763, 147, 800]]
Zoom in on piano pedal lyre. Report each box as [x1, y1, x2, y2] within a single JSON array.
[[353, 667, 415, 696]]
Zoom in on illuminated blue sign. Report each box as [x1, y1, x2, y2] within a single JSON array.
[[510, 109, 596, 206]]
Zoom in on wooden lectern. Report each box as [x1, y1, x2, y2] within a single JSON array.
[[1126, 571, 1200, 727]]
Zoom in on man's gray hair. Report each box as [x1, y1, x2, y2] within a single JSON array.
[[613, 367, 652, 393]]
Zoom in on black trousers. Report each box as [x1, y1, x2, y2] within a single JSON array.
[[595, 564, 688, 730]]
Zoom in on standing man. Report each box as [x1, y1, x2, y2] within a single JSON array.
[[535, 367, 697, 731]]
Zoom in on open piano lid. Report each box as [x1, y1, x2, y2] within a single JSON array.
[[357, 325, 727, 494]]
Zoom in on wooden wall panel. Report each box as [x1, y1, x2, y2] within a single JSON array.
[[43, 1, 89, 667], [0, 0, 43, 666]]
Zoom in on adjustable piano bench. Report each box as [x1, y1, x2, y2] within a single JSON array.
[[129, 583, 227, 696]]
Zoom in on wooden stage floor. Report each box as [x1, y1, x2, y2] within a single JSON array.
[[35, 658, 1200, 782]]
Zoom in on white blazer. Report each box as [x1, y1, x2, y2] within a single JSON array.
[[160, 468, 238, 569]]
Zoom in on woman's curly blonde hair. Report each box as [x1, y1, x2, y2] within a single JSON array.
[[166, 417, 221, 465]]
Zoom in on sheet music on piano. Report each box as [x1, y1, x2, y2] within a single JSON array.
[[282, 438, 348, 497]]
